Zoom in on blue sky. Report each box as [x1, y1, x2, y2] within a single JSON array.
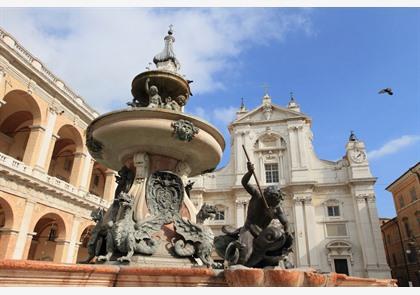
[[0, 7, 419, 218]]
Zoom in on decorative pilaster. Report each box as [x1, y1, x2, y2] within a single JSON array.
[[22, 125, 46, 166], [53, 239, 71, 263], [0, 65, 6, 101], [352, 192, 379, 275], [288, 126, 299, 169], [34, 107, 59, 171], [292, 192, 319, 270], [12, 200, 36, 259], [65, 216, 82, 263], [301, 195, 319, 269], [297, 126, 307, 168], [0, 228, 19, 259], [235, 199, 247, 227], [69, 152, 87, 187], [44, 133, 60, 172], [78, 153, 93, 191]]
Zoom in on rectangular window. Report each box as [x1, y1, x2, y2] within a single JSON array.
[[215, 210, 225, 221], [398, 195, 405, 209], [327, 206, 340, 217], [409, 188, 417, 202], [326, 224, 347, 237], [403, 219, 412, 238], [265, 163, 279, 183]]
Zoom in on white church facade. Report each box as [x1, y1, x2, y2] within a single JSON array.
[[190, 93, 391, 279]]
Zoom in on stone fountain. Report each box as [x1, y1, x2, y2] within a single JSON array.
[[0, 27, 397, 287], [84, 26, 224, 268]]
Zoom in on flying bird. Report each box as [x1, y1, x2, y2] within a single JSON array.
[[378, 88, 393, 95]]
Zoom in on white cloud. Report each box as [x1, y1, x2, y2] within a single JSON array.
[[213, 106, 237, 125], [190, 105, 237, 127], [367, 135, 420, 160], [0, 8, 312, 113]]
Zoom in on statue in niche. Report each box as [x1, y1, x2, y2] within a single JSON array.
[[145, 78, 162, 108], [214, 161, 294, 268]]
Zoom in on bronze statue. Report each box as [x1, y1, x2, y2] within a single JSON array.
[[214, 147, 294, 268]]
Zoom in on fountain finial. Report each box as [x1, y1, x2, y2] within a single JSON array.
[[153, 25, 181, 72]]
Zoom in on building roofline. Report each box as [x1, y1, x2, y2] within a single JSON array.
[[385, 162, 420, 191]]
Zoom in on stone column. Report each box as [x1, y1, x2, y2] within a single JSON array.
[[78, 153, 93, 192], [22, 232, 37, 259], [44, 134, 59, 172], [53, 239, 70, 263], [34, 108, 58, 171], [72, 242, 82, 263], [22, 125, 45, 166], [69, 152, 86, 187], [65, 216, 81, 263], [0, 228, 19, 259], [12, 200, 36, 259], [103, 170, 116, 202]]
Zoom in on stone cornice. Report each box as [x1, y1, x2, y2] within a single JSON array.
[[0, 27, 99, 124], [347, 177, 377, 185]]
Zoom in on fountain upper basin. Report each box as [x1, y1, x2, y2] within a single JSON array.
[[87, 108, 225, 176]]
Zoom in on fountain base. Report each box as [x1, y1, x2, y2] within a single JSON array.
[[0, 260, 397, 287]]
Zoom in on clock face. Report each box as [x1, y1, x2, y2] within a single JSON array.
[[350, 149, 366, 163]]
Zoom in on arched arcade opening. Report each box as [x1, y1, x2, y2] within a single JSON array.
[[27, 213, 66, 262]]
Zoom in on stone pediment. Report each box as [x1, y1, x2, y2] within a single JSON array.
[[233, 104, 310, 125]]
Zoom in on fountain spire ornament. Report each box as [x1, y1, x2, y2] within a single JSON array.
[[153, 24, 181, 72]]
